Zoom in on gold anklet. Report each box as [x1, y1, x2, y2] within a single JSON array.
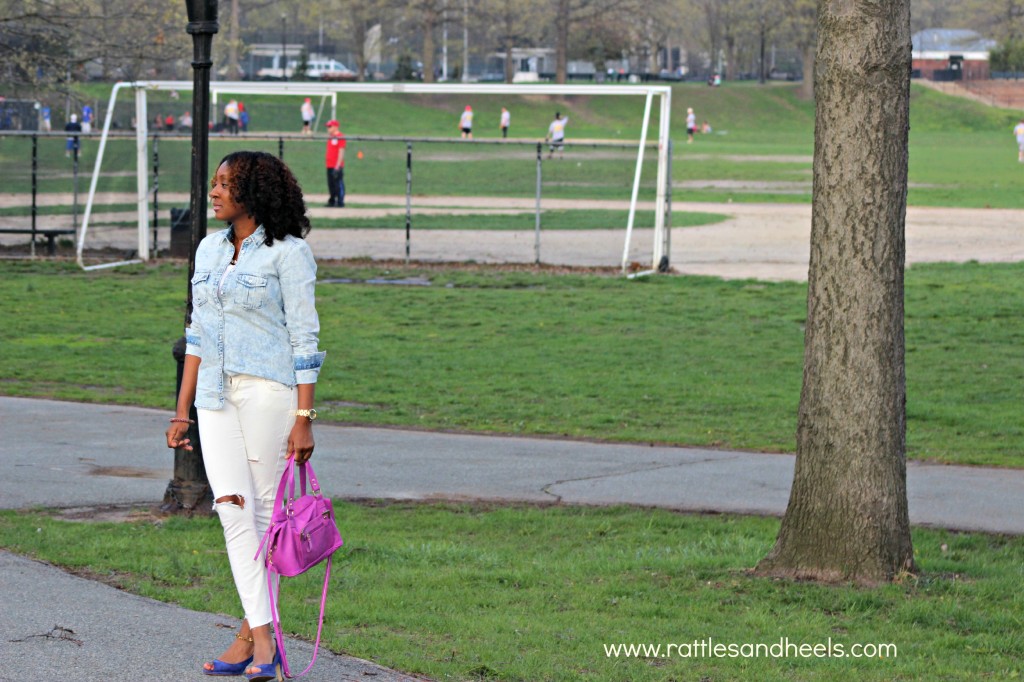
[[236, 634, 254, 643]]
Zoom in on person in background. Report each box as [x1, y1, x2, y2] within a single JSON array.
[[239, 102, 249, 133], [301, 98, 315, 135], [544, 111, 569, 159], [1014, 118, 1024, 163], [166, 150, 325, 682], [179, 111, 193, 130], [65, 113, 82, 158], [224, 99, 240, 135], [81, 103, 93, 134], [500, 107, 510, 138], [40, 104, 51, 132], [325, 119, 347, 208], [686, 107, 696, 143], [459, 105, 473, 139], [165, 113, 176, 131]]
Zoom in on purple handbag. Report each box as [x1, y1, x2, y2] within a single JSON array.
[[256, 460, 343, 678]]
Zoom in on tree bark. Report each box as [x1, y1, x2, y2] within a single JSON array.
[[421, 6, 440, 83], [756, 0, 915, 585], [798, 43, 815, 99], [504, 36, 515, 83], [555, 0, 570, 84]]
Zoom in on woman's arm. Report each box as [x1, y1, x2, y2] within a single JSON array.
[[279, 242, 326, 464], [166, 354, 200, 450], [288, 382, 316, 463]]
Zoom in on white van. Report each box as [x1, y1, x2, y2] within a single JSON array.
[[307, 59, 356, 81], [253, 54, 354, 80]]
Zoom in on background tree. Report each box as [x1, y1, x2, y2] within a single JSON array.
[[910, 0, 959, 34], [408, 0, 447, 82], [744, 0, 788, 82], [621, 2, 684, 75], [301, 0, 394, 81], [547, 0, 640, 84], [1, 0, 187, 96], [479, 0, 544, 83], [780, 0, 816, 98], [756, 0, 915, 585]]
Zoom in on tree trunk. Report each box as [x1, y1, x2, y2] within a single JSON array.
[[422, 10, 438, 83], [755, 0, 915, 585], [354, 21, 368, 82], [555, 0, 569, 84], [226, 0, 243, 80], [724, 34, 736, 81], [797, 43, 815, 99], [504, 36, 515, 84]]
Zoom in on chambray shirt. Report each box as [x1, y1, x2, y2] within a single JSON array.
[[185, 226, 326, 409]]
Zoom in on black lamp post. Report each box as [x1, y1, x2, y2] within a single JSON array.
[[163, 0, 218, 514]]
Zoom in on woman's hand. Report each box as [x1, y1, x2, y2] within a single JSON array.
[[287, 420, 314, 464], [166, 422, 192, 451]]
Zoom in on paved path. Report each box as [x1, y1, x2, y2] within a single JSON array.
[[4, 193, 1023, 281], [2, 395, 1023, 680]]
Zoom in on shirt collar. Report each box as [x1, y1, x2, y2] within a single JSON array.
[[221, 224, 266, 245]]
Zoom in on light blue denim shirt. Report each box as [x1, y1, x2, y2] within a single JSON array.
[[185, 225, 326, 410]]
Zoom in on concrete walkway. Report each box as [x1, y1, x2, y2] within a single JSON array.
[[2, 395, 1023, 681]]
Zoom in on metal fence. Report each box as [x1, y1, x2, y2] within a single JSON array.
[[0, 130, 667, 266]]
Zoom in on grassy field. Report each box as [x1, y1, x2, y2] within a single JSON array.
[[2, 259, 1022, 468], [2, 82, 1021, 682], [1, 502, 1021, 681], [0, 203, 727, 232], [3, 81, 1023, 208]]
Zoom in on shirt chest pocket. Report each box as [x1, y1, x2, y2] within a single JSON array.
[[234, 273, 269, 309], [191, 271, 211, 307]]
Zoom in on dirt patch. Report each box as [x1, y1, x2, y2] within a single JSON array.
[[318, 257, 628, 277], [54, 504, 168, 524], [87, 465, 166, 479]]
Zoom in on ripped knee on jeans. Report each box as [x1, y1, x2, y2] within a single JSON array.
[[214, 494, 245, 509]]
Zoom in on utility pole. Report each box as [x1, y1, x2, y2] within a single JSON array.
[[442, 0, 448, 81]]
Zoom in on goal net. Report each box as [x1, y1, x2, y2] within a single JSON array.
[[78, 81, 672, 272]]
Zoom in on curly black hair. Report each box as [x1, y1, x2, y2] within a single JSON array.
[[216, 151, 311, 246]]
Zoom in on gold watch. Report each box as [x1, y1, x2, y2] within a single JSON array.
[[295, 408, 318, 421]]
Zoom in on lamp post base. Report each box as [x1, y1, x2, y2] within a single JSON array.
[[161, 468, 213, 515], [162, 335, 213, 515]]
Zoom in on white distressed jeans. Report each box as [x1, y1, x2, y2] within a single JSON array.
[[198, 373, 296, 627]]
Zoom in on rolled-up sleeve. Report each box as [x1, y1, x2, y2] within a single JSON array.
[[185, 327, 202, 357], [280, 241, 326, 384]]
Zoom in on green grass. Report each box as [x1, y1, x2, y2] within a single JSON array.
[[0, 502, 1021, 681], [7, 81, 1024, 208], [0, 202, 138, 217], [0, 201, 727, 231], [2, 260, 1023, 468], [314, 209, 728, 231]]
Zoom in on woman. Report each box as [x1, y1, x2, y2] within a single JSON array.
[[166, 151, 325, 682]]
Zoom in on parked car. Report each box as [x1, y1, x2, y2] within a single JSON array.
[[310, 59, 357, 81]]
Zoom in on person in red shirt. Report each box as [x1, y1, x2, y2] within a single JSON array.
[[324, 119, 346, 207]]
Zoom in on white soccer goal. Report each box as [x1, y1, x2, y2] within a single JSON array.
[[78, 81, 671, 272]]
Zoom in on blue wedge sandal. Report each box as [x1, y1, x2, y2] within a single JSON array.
[[203, 633, 255, 677], [245, 649, 282, 682]]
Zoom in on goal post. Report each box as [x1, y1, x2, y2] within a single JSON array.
[[78, 80, 671, 272]]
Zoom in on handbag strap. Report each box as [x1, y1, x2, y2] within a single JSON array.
[[262, 459, 331, 678], [254, 460, 318, 560], [267, 558, 332, 679]]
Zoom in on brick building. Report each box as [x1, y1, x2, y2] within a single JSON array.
[[912, 29, 996, 81]]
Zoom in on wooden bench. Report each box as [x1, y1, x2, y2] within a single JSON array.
[[0, 228, 77, 255]]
